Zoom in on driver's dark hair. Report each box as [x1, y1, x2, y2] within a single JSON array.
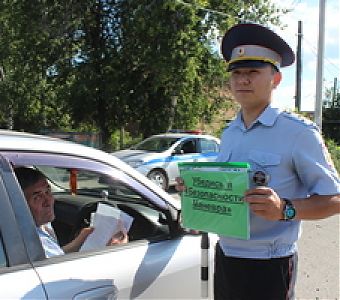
[[14, 167, 46, 191]]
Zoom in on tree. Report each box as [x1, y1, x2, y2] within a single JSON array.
[[0, 0, 287, 149], [63, 0, 124, 150], [111, 0, 286, 138], [0, 0, 79, 131]]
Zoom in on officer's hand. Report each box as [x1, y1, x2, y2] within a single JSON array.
[[175, 177, 186, 192], [244, 187, 284, 221]]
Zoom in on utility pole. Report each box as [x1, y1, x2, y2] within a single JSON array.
[[332, 77, 338, 107], [314, 0, 326, 131], [295, 21, 302, 111]]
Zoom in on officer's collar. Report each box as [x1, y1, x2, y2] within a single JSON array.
[[256, 104, 281, 126], [233, 104, 282, 129]]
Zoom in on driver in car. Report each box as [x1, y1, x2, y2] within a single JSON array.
[[14, 167, 128, 258]]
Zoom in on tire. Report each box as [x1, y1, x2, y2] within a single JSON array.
[[147, 169, 168, 190]]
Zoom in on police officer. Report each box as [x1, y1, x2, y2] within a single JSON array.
[[213, 22, 340, 300]]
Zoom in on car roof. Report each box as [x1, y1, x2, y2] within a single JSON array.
[[0, 130, 180, 209], [147, 133, 220, 141], [0, 130, 113, 160]]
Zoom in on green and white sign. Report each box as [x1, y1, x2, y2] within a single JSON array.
[[179, 162, 250, 239]]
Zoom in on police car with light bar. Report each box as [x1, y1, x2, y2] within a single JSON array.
[[112, 131, 220, 190]]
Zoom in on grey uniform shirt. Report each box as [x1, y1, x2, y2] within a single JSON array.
[[217, 104, 340, 259]]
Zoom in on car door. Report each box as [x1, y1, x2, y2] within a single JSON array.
[[34, 234, 209, 299], [3, 151, 215, 299], [0, 155, 115, 299], [166, 138, 201, 186]]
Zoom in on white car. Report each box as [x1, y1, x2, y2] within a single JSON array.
[[112, 132, 220, 190], [0, 129, 216, 299]]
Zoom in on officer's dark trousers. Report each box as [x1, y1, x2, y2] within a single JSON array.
[[214, 242, 297, 300]]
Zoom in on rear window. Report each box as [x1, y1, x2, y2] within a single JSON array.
[[134, 137, 179, 152]]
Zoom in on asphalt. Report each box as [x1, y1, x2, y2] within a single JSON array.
[[169, 190, 340, 299], [296, 215, 339, 300]]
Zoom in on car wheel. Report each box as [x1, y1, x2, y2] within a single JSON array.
[[147, 169, 168, 190]]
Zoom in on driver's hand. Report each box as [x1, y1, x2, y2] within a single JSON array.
[[107, 220, 129, 245], [107, 230, 129, 245]]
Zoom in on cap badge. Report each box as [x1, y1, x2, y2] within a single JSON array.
[[237, 47, 245, 57]]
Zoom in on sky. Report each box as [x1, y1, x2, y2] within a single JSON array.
[[271, 0, 339, 112]]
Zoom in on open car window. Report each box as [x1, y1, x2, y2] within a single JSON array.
[[4, 151, 175, 258], [18, 165, 172, 251]]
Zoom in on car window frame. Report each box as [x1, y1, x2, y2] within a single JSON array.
[[1, 151, 170, 211], [0, 151, 182, 257], [0, 155, 45, 268], [176, 138, 198, 154]]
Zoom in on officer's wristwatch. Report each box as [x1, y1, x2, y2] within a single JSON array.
[[282, 198, 296, 221]]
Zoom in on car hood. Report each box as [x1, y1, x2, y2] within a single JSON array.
[[112, 150, 165, 162]]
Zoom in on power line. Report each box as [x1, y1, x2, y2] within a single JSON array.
[[285, 0, 339, 78], [288, 0, 302, 10], [176, 0, 340, 80], [303, 37, 340, 77]]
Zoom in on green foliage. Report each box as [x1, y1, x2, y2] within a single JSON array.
[[0, 0, 77, 132], [322, 87, 340, 144], [323, 107, 340, 144], [110, 130, 143, 151], [325, 139, 340, 174], [0, 0, 287, 150]]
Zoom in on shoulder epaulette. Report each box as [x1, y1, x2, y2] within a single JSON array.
[[281, 111, 319, 130]]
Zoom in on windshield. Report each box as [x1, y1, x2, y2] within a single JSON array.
[[37, 166, 141, 200], [133, 137, 179, 152]]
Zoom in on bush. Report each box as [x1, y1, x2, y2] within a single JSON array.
[[110, 130, 142, 151], [323, 107, 340, 144], [325, 139, 340, 174]]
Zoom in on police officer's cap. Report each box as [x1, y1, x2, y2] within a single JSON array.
[[221, 23, 295, 71]]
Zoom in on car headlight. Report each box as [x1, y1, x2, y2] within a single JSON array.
[[127, 160, 144, 168]]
